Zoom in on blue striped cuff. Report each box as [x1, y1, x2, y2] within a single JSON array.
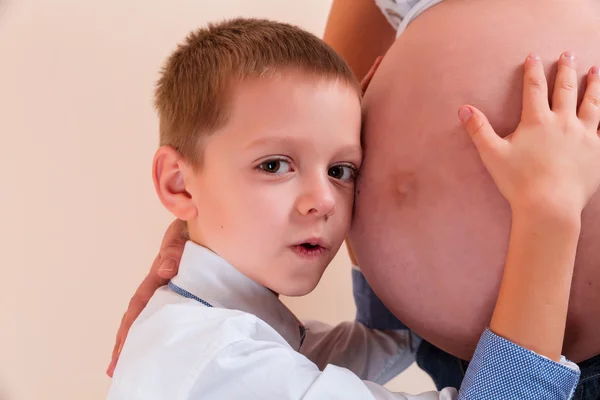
[[458, 329, 580, 399]]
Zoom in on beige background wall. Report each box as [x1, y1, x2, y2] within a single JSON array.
[[0, 1, 434, 398]]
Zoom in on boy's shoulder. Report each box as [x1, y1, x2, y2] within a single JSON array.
[[115, 285, 263, 366], [132, 285, 257, 340], [108, 286, 291, 399]]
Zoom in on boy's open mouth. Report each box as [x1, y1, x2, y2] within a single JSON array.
[[291, 239, 328, 259]]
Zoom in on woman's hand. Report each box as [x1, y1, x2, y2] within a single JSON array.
[[106, 219, 186, 377]]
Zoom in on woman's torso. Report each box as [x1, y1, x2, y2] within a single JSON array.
[[352, 0, 600, 362]]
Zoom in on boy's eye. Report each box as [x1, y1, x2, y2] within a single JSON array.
[[259, 159, 291, 174], [328, 165, 356, 181]]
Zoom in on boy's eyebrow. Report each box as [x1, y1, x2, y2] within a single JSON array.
[[246, 136, 293, 148], [246, 137, 362, 157], [336, 145, 363, 161]]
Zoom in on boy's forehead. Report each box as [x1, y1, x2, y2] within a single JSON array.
[[228, 75, 358, 123], [211, 75, 361, 151], [228, 79, 359, 130], [209, 70, 362, 149]]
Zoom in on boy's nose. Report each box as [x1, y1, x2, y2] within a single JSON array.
[[296, 178, 336, 218]]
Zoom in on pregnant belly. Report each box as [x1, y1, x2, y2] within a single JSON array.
[[351, 0, 600, 362]]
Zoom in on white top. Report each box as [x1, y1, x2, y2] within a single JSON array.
[[107, 241, 456, 399], [374, 0, 445, 36], [108, 241, 580, 399]]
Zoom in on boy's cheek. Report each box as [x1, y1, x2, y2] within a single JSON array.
[[337, 196, 355, 223], [243, 187, 295, 217]]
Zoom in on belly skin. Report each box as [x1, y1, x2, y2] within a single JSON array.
[[351, 0, 600, 362]]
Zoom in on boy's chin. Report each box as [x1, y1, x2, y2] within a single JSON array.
[[278, 287, 317, 297], [273, 276, 322, 297]]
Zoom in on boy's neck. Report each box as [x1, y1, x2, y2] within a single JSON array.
[[185, 237, 279, 298]]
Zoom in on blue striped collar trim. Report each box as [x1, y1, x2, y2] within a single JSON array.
[[168, 241, 307, 351], [168, 281, 213, 308]]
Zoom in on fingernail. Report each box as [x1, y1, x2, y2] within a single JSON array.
[[458, 106, 473, 123], [591, 66, 600, 76], [106, 361, 116, 377], [528, 53, 541, 61], [159, 259, 176, 273], [562, 51, 576, 65]]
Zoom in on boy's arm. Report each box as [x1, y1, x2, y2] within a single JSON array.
[[300, 319, 419, 384], [489, 209, 579, 361], [300, 267, 414, 384], [461, 52, 600, 362], [455, 52, 600, 398]]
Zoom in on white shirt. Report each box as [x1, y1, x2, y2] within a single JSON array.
[[108, 241, 456, 399], [108, 241, 580, 399]]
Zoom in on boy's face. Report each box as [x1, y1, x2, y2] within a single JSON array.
[[184, 72, 361, 296]]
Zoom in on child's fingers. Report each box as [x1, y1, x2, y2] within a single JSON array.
[[578, 66, 600, 131], [459, 105, 506, 156], [552, 51, 579, 114], [360, 56, 383, 95], [521, 54, 550, 122]]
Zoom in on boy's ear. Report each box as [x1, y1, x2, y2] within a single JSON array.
[[152, 146, 197, 221]]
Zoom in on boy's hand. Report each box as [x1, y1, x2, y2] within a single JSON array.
[[461, 52, 600, 360], [460, 52, 600, 218], [106, 219, 186, 377]]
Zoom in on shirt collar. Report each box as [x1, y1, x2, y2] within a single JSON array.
[[170, 241, 305, 350]]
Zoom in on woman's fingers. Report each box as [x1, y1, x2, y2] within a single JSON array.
[[106, 219, 187, 377]]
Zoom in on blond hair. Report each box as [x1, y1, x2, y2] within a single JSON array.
[[155, 18, 360, 163]]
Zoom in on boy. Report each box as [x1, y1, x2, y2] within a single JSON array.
[[108, 18, 600, 399]]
